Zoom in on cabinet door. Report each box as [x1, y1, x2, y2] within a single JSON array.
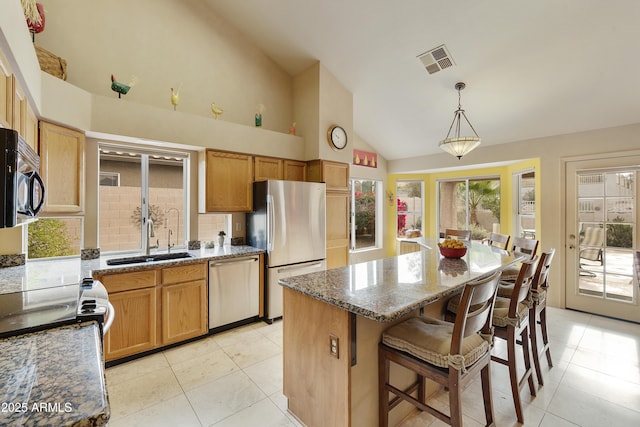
[[161, 280, 208, 345], [11, 76, 26, 138], [0, 51, 11, 129], [326, 191, 350, 268], [205, 150, 253, 212], [104, 287, 157, 362], [39, 121, 85, 213], [24, 104, 38, 151], [283, 160, 307, 182], [307, 160, 349, 191], [254, 156, 283, 181]]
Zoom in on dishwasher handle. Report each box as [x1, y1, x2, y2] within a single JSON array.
[[210, 257, 259, 267]]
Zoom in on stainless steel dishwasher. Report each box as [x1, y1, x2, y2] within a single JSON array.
[[209, 255, 260, 330]]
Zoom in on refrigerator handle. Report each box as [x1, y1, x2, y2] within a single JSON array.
[[267, 194, 275, 252]]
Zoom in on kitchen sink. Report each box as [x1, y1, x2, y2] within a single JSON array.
[[106, 252, 193, 266]]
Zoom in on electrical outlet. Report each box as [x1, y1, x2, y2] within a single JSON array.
[[329, 334, 339, 358]]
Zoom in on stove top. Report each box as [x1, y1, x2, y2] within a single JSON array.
[[0, 279, 109, 337]]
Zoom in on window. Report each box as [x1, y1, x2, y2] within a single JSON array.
[[99, 171, 120, 187], [27, 217, 83, 259], [396, 181, 423, 237], [351, 179, 382, 250], [438, 177, 501, 240], [99, 145, 189, 253], [514, 170, 536, 239]]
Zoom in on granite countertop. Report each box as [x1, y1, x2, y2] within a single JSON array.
[[0, 246, 264, 295], [0, 321, 109, 427], [279, 240, 525, 322]]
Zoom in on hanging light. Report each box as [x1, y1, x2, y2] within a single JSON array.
[[438, 82, 481, 159]]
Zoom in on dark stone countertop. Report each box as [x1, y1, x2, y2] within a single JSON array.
[[0, 321, 109, 427]]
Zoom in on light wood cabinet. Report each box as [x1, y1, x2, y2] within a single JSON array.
[[11, 76, 26, 139], [254, 156, 283, 181], [307, 159, 349, 191], [0, 50, 12, 129], [307, 160, 350, 268], [24, 103, 38, 151], [96, 262, 208, 362], [105, 287, 158, 361], [254, 157, 307, 182], [160, 263, 208, 345], [205, 150, 253, 212], [283, 159, 307, 181], [39, 121, 85, 213], [326, 191, 350, 269], [98, 269, 158, 361]]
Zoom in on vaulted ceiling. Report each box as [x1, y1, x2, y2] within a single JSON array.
[[205, 0, 640, 161]]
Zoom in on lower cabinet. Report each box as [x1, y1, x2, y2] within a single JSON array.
[[161, 263, 208, 345], [96, 261, 208, 362], [105, 287, 158, 361]]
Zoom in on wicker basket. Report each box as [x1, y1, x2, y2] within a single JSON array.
[[34, 44, 67, 80]]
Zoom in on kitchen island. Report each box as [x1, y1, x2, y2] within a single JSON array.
[[278, 240, 525, 427]]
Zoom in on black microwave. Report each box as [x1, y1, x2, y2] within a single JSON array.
[[0, 128, 45, 228]]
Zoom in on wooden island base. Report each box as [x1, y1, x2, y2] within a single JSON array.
[[283, 288, 446, 427]]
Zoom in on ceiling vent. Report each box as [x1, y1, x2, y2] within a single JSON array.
[[417, 44, 455, 74]]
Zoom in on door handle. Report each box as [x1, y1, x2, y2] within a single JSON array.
[[569, 245, 575, 249]]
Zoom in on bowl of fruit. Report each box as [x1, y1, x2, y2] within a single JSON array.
[[437, 238, 468, 258]]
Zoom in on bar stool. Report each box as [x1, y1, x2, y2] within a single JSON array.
[[499, 237, 539, 283], [528, 248, 555, 386], [446, 259, 537, 424], [378, 271, 501, 427], [445, 228, 471, 241], [486, 232, 510, 250]]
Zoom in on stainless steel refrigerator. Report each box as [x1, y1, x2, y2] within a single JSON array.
[[247, 180, 326, 322]]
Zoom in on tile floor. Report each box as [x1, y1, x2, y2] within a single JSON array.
[[105, 307, 640, 426]]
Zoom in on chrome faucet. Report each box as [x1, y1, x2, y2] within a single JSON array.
[[165, 208, 179, 253], [145, 217, 158, 255]]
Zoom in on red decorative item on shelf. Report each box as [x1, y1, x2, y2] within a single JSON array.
[[25, 2, 46, 34]]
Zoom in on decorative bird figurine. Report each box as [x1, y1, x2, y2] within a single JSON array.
[[170, 86, 180, 111], [211, 102, 224, 119], [110, 74, 138, 98]]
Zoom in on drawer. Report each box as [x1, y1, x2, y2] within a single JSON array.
[[97, 269, 157, 293], [161, 262, 207, 285]]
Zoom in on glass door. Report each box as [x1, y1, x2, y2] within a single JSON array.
[[566, 157, 639, 322]]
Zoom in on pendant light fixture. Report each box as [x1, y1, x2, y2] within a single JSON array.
[[439, 82, 481, 159]]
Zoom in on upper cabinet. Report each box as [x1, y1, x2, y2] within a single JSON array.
[[283, 159, 307, 182], [24, 103, 38, 150], [254, 156, 283, 181], [0, 51, 11, 129], [254, 156, 307, 182], [205, 150, 253, 212], [39, 121, 85, 213], [307, 160, 349, 191], [0, 50, 38, 149], [12, 76, 27, 139]]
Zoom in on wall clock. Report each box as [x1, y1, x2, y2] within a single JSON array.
[[327, 125, 347, 151]]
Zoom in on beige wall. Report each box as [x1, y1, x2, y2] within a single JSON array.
[[36, 0, 293, 133]]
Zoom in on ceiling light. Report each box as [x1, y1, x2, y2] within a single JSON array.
[[439, 82, 481, 159]]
